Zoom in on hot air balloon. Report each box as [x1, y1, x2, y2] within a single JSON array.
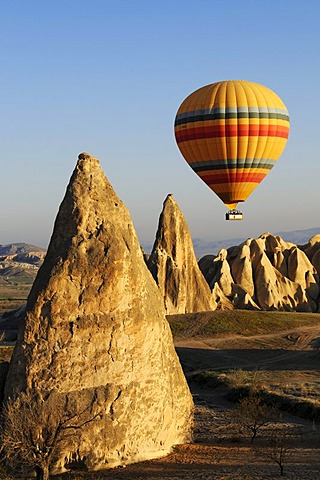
[[174, 80, 290, 220]]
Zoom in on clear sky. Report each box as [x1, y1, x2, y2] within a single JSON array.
[[1, 0, 319, 249]]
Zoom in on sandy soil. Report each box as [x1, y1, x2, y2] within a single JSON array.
[[84, 324, 320, 480], [94, 390, 320, 480]]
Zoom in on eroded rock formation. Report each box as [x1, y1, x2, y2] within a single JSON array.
[[5, 153, 193, 472], [147, 194, 231, 314], [199, 232, 320, 312], [301, 234, 320, 282]]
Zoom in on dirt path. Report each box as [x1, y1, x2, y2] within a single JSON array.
[[174, 323, 320, 351]]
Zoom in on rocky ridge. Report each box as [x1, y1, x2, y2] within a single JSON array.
[[4, 153, 193, 472], [199, 233, 320, 312]]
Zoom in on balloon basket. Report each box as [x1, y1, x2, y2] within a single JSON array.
[[226, 210, 243, 221]]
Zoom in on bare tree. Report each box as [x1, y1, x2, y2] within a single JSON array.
[[256, 428, 292, 476], [0, 390, 102, 480], [230, 394, 276, 442]]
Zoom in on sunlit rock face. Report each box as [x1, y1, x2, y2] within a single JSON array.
[[5, 153, 193, 472], [199, 249, 234, 297], [147, 194, 230, 314], [301, 234, 320, 283], [199, 232, 320, 312]]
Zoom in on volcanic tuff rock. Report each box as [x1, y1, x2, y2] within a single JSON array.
[[4, 153, 193, 472], [198, 249, 233, 297], [302, 234, 320, 279], [199, 232, 320, 312], [147, 194, 231, 314]]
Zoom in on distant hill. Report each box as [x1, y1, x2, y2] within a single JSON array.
[[191, 227, 320, 258], [275, 227, 320, 246], [0, 243, 46, 256], [0, 243, 46, 303]]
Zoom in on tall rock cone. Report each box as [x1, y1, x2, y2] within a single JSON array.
[[4, 154, 193, 472], [229, 242, 254, 298], [147, 194, 218, 314]]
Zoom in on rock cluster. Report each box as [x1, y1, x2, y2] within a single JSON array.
[[145, 195, 320, 313], [147, 195, 232, 314], [4, 154, 193, 472], [199, 233, 320, 312]]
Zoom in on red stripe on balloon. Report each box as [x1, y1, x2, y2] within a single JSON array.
[[175, 124, 289, 142], [200, 172, 267, 185]]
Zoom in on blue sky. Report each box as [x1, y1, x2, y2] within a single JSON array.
[[1, 0, 320, 249]]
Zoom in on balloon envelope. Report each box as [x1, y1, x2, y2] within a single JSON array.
[[174, 80, 290, 210]]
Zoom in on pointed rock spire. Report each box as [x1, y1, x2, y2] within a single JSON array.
[[199, 249, 234, 296], [5, 154, 193, 471], [230, 243, 254, 298], [147, 194, 218, 314]]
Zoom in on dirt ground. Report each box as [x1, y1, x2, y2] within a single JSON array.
[[92, 387, 320, 479], [76, 324, 320, 480], [91, 409, 320, 480]]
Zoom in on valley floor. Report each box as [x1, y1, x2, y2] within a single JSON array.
[[60, 321, 320, 480], [61, 387, 320, 479]]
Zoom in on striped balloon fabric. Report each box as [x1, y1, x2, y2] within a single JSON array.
[[174, 80, 290, 210]]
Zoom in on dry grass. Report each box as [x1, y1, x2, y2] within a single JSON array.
[[0, 346, 14, 363], [191, 368, 320, 423], [168, 310, 320, 338]]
